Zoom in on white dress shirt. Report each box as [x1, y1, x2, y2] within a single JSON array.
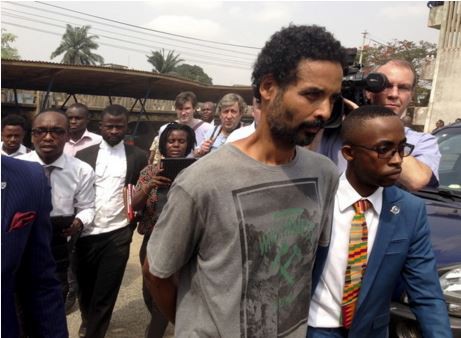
[[308, 173, 383, 327], [225, 122, 256, 143], [1, 143, 29, 157], [18, 151, 96, 226], [82, 140, 127, 237], [63, 129, 102, 157]]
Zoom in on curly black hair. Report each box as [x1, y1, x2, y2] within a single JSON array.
[[252, 24, 347, 99], [159, 122, 196, 157]]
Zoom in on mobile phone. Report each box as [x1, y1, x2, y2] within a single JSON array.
[[161, 158, 196, 181]]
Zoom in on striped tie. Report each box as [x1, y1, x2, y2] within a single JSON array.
[[341, 199, 371, 329]]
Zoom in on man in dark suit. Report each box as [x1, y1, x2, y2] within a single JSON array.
[[308, 105, 451, 337], [1, 156, 68, 338], [75, 104, 147, 338]]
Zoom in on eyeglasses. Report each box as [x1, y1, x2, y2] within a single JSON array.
[[350, 142, 414, 159], [31, 127, 67, 138]]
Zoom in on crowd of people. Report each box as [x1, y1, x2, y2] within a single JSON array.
[[2, 24, 453, 338]]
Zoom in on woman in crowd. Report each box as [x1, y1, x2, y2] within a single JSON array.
[[132, 122, 196, 338]]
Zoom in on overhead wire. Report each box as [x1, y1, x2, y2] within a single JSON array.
[[34, 1, 261, 50], [2, 21, 252, 70], [4, 1, 257, 57], [5, 1, 259, 58], [1, 10, 254, 67]]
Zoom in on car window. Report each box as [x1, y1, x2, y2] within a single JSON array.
[[435, 129, 461, 192]]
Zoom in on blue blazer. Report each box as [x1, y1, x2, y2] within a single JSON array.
[[312, 185, 452, 338], [1, 156, 68, 338]]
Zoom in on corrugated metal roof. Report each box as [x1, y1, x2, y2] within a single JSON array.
[[1, 59, 254, 102]]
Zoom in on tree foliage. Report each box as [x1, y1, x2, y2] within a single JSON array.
[[174, 63, 213, 84], [1, 29, 20, 60], [147, 49, 184, 73], [359, 39, 437, 73], [359, 39, 437, 106], [51, 24, 104, 65]]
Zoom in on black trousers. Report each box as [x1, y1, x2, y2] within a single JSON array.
[[76, 226, 133, 338]]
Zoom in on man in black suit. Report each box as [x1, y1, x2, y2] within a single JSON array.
[[76, 104, 147, 338]]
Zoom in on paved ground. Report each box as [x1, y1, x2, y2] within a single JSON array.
[[66, 232, 174, 338]]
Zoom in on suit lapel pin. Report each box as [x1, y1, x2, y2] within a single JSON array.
[[390, 205, 400, 215], [1, 182, 6, 189]]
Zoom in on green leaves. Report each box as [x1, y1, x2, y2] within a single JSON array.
[[146, 48, 184, 74], [50, 24, 104, 65]]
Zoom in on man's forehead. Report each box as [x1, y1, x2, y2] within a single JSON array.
[[296, 59, 343, 89], [34, 112, 67, 126], [378, 63, 414, 82], [361, 116, 405, 138]]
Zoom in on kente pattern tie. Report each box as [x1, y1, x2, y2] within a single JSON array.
[[341, 199, 371, 329]]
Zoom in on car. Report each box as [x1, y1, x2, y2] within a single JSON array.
[[390, 122, 461, 338]]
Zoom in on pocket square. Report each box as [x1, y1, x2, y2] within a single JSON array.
[[9, 211, 37, 232]]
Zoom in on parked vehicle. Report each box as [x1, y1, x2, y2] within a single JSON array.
[[390, 122, 461, 337]]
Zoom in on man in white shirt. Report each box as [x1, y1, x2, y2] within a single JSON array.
[[308, 105, 450, 337], [63, 103, 102, 313], [18, 109, 95, 307], [226, 97, 261, 143], [194, 93, 247, 157], [1, 114, 31, 157], [64, 103, 102, 156], [75, 104, 147, 338]]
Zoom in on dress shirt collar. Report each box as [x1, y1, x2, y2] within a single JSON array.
[[99, 139, 125, 152], [1, 143, 28, 156], [337, 173, 383, 214], [29, 151, 66, 169], [68, 129, 96, 145]]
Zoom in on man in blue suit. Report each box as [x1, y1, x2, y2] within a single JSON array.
[[1, 156, 68, 338], [308, 105, 451, 337]]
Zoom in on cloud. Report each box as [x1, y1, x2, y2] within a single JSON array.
[[252, 4, 292, 23], [379, 5, 427, 19], [143, 0, 223, 11], [145, 15, 223, 39]]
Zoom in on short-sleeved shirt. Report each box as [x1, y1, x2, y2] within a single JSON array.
[[147, 144, 339, 337], [318, 126, 441, 182]]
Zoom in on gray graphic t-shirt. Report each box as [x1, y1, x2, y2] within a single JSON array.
[[147, 144, 338, 337]]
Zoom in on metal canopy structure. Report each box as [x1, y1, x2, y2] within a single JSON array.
[[1, 59, 254, 103]]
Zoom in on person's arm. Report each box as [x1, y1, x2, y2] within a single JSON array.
[[63, 162, 96, 237], [399, 156, 434, 191], [402, 203, 451, 337], [142, 259, 177, 323], [193, 139, 213, 158], [132, 165, 171, 211], [399, 130, 441, 191]]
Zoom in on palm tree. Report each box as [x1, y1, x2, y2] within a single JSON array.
[[51, 24, 104, 65], [146, 49, 184, 73]]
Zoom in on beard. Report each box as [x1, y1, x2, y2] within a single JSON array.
[[266, 92, 325, 147]]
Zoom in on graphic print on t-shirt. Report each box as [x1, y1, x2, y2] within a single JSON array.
[[233, 178, 321, 337]]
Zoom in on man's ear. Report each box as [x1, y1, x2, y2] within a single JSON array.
[[364, 90, 373, 103], [259, 74, 278, 101], [341, 144, 354, 162]]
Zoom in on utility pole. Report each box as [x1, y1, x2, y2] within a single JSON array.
[[359, 30, 368, 66]]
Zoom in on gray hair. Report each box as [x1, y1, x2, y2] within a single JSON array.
[[216, 93, 247, 115]]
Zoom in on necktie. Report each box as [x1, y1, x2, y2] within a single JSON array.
[[341, 199, 371, 329], [43, 165, 56, 184]]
